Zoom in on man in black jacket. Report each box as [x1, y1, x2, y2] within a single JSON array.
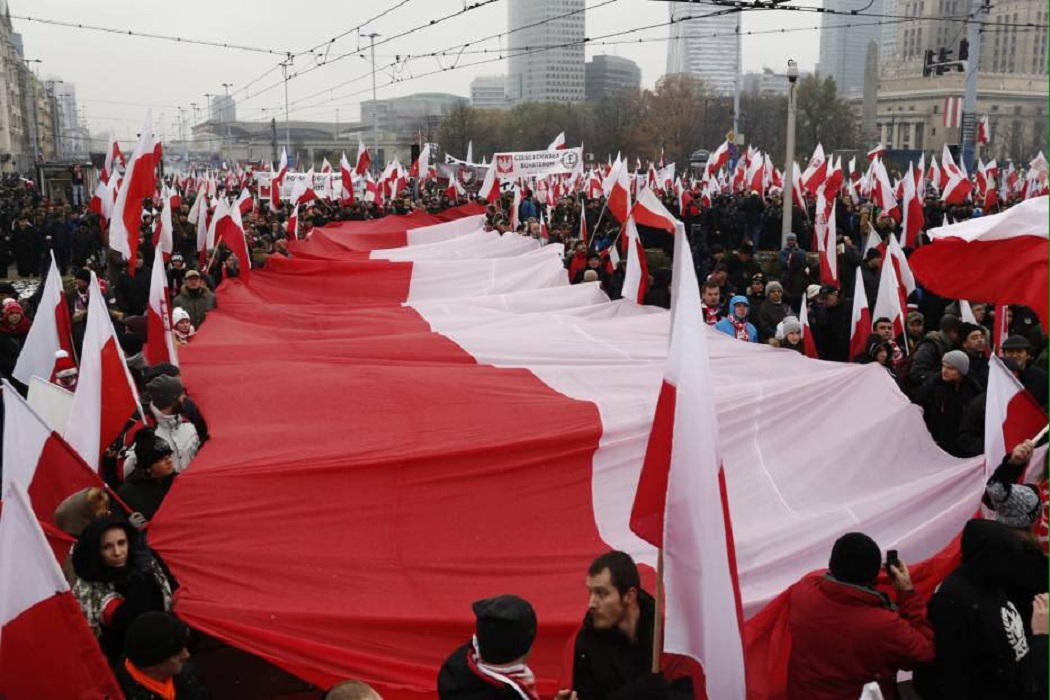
[[571, 551, 688, 700], [438, 595, 574, 700]]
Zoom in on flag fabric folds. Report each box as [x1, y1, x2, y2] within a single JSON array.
[[145, 245, 179, 367], [13, 253, 73, 386], [984, 355, 1047, 478]]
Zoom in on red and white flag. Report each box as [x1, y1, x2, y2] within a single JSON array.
[[629, 216, 746, 699], [155, 184, 176, 256], [0, 482, 124, 699], [101, 129, 124, 184], [910, 196, 1049, 328], [215, 197, 253, 285], [607, 160, 632, 224], [849, 267, 873, 360], [862, 224, 884, 258], [886, 232, 916, 311], [941, 168, 973, 205], [145, 245, 178, 368], [984, 355, 1047, 477], [621, 217, 649, 304], [791, 162, 806, 212], [706, 140, 730, 176], [109, 112, 158, 269], [63, 272, 141, 471], [901, 162, 925, 248], [287, 204, 299, 241], [873, 247, 906, 339], [802, 143, 827, 194], [867, 143, 886, 160], [236, 187, 254, 216], [477, 164, 499, 203], [943, 97, 963, 129], [340, 152, 355, 204], [578, 202, 589, 246], [355, 139, 371, 176], [547, 132, 566, 151], [816, 198, 839, 288], [12, 253, 73, 387], [270, 148, 289, 211], [976, 115, 990, 145], [799, 299, 819, 359], [2, 379, 109, 524], [993, 304, 1009, 355]]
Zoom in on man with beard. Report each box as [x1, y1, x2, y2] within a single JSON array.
[[571, 551, 658, 700]]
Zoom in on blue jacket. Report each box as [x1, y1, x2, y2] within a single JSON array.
[[714, 295, 758, 342]]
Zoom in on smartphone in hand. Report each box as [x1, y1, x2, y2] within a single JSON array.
[[885, 549, 899, 576]]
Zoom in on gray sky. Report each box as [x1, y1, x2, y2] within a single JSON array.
[[13, 0, 827, 146]]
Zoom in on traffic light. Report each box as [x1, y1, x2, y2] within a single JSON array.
[[936, 48, 952, 75], [923, 49, 935, 77], [958, 39, 969, 71]]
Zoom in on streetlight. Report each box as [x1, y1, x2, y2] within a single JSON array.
[[221, 82, 233, 161], [361, 32, 381, 169], [780, 59, 799, 248]]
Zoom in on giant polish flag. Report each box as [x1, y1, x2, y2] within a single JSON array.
[[109, 111, 157, 268], [0, 482, 124, 699], [850, 267, 873, 360], [630, 218, 746, 698], [910, 196, 1049, 329], [12, 253, 73, 386], [984, 355, 1047, 477], [2, 380, 109, 524], [64, 272, 140, 472], [145, 245, 178, 367]]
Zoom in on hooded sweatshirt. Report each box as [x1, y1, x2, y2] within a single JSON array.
[[714, 295, 758, 342]]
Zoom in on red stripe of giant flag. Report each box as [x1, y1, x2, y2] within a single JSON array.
[[629, 199, 747, 699], [0, 483, 124, 699], [910, 196, 1048, 329]]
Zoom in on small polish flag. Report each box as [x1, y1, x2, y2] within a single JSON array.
[[144, 245, 179, 367], [13, 253, 74, 387], [976, 115, 990, 145], [63, 272, 141, 471], [867, 143, 886, 160], [984, 355, 1047, 477], [849, 267, 873, 361], [799, 298, 819, 359], [0, 481, 124, 699], [288, 204, 299, 241], [547, 132, 566, 150], [355, 139, 372, 176], [943, 96, 963, 129]]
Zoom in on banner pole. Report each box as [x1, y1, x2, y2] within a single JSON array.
[[652, 548, 664, 674]]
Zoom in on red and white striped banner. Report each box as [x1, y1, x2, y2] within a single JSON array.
[[943, 96, 963, 128]]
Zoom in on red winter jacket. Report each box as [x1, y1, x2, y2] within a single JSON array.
[[786, 575, 935, 700]]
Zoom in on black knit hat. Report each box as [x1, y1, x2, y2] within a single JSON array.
[[473, 595, 537, 664], [147, 375, 184, 410], [125, 612, 189, 667], [133, 427, 173, 469], [829, 532, 882, 586]]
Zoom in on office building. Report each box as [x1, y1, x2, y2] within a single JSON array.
[[665, 1, 739, 95], [584, 55, 641, 101], [470, 75, 511, 110], [507, 0, 586, 103], [816, 0, 884, 97]]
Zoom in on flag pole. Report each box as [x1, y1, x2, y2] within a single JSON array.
[[651, 548, 664, 674]]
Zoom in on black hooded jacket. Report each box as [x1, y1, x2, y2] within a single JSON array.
[[572, 591, 655, 700], [72, 516, 177, 661], [914, 520, 1044, 699]]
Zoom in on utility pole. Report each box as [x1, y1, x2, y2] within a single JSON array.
[[281, 54, 292, 158], [781, 60, 799, 248], [960, 0, 986, 173], [732, 12, 741, 137], [361, 32, 381, 168], [204, 93, 215, 161], [222, 82, 233, 163]]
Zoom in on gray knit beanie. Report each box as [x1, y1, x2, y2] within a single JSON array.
[[942, 349, 970, 376]]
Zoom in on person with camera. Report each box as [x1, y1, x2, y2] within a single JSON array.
[[786, 532, 935, 699]]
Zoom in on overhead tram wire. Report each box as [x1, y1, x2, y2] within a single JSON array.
[[237, 0, 619, 121], [9, 14, 291, 55]]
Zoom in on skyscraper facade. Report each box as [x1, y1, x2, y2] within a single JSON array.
[[665, 2, 739, 95], [816, 0, 884, 97], [507, 0, 585, 104], [585, 55, 642, 101]]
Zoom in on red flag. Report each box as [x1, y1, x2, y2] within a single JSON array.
[[0, 483, 124, 700], [976, 115, 990, 145], [901, 163, 925, 248], [849, 267, 873, 360], [287, 204, 299, 241], [799, 299, 819, 359], [13, 253, 74, 386], [340, 152, 355, 204], [984, 355, 1047, 476], [629, 218, 746, 698], [910, 197, 1048, 329], [270, 147, 288, 211], [145, 245, 178, 367], [64, 272, 141, 471]]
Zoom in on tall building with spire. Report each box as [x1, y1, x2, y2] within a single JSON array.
[[665, 2, 739, 95], [507, 0, 586, 104]]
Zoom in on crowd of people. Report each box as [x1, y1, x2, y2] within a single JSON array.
[[0, 154, 1045, 700]]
